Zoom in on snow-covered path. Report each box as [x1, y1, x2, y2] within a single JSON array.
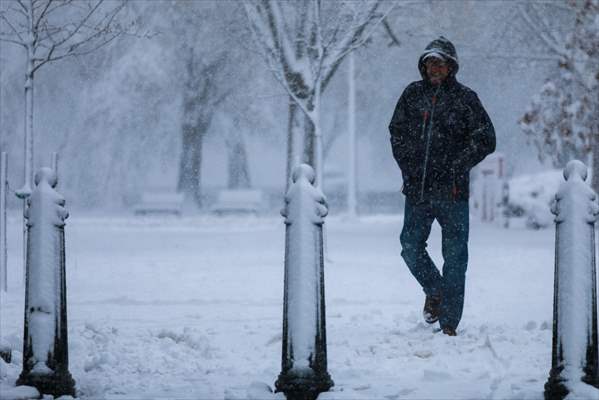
[[1, 214, 556, 399]]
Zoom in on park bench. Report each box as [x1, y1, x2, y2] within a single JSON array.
[[134, 192, 184, 216], [210, 189, 265, 215]]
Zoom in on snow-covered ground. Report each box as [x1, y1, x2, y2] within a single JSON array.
[[0, 211, 562, 399]]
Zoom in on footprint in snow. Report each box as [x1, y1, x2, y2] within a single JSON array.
[[540, 321, 551, 330], [414, 349, 434, 359], [423, 369, 452, 381], [265, 333, 282, 346], [524, 321, 538, 331]]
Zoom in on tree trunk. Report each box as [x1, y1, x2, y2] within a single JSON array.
[[592, 131, 599, 195], [20, 60, 34, 196], [20, 0, 35, 196], [302, 87, 323, 191], [177, 123, 205, 207], [226, 125, 251, 189], [303, 112, 315, 169], [288, 97, 320, 190], [286, 98, 306, 191]]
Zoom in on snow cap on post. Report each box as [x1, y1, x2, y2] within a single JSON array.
[[563, 159, 588, 182], [282, 164, 328, 225], [293, 163, 316, 184], [35, 167, 58, 188], [25, 167, 68, 227], [551, 160, 599, 224]]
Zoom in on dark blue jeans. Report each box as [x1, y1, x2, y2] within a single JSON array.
[[400, 198, 469, 330]]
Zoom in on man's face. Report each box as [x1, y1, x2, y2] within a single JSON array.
[[425, 57, 449, 85]]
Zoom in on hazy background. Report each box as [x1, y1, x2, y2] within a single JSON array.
[[0, 1, 565, 211]]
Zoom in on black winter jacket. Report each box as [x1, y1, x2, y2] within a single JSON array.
[[389, 39, 495, 202]]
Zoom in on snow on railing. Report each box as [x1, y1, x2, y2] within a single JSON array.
[[275, 164, 333, 400], [545, 160, 599, 400], [16, 167, 75, 397]]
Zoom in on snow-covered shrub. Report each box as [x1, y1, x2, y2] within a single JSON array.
[[507, 169, 563, 229]]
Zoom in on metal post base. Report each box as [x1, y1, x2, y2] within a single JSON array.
[[17, 370, 76, 398], [275, 370, 333, 400], [544, 371, 569, 400], [0, 348, 11, 363], [544, 371, 599, 400]]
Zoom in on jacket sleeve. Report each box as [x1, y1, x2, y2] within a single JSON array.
[[388, 90, 411, 173], [453, 90, 496, 172]]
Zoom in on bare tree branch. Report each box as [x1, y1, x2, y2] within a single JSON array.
[[382, 18, 401, 47], [53, 0, 105, 48], [530, 2, 567, 50], [0, 35, 26, 47], [0, 12, 26, 43], [243, 0, 312, 113], [326, 2, 396, 75], [31, 0, 46, 12], [33, 29, 121, 73], [33, 0, 54, 38], [518, 3, 567, 58], [16, 0, 28, 14], [8, 3, 28, 18], [45, 0, 76, 17]]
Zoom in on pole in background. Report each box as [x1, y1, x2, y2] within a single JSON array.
[[347, 52, 357, 218], [1, 152, 7, 292], [0, 152, 10, 364]]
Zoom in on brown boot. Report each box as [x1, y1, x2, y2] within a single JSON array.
[[442, 326, 457, 336], [423, 295, 441, 324]]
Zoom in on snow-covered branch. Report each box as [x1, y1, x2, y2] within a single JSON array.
[[33, 0, 53, 35], [0, 12, 26, 44], [244, 0, 395, 186], [520, 0, 599, 192], [0, 0, 132, 197], [517, 3, 567, 58], [245, 0, 393, 116]]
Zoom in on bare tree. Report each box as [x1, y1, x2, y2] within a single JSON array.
[[518, 0, 599, 191], [161, 1, 240, 207], [243, 0, 396, 189], [223, 116, 252, 190], [0, 0, 129, 196], [177, 47, 231, 206]]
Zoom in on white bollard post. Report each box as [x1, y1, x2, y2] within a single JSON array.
[[16, 168, 75, 397], [545, 160, 599, 399], [276, 164, 333, 400]]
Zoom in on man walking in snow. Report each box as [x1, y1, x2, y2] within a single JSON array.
[[389, 37, 495, 336]]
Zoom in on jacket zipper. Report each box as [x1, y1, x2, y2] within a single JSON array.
[[419, 86, 441, 201], [452, 168, 458, 200]]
